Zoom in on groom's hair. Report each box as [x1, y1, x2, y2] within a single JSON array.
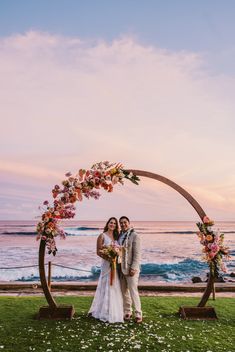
[[119, 216, 130, 223]]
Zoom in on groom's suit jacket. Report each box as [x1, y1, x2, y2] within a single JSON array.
[[120, 229, 141, 275]]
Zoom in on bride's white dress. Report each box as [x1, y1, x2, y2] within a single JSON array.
[[88, 233, 124, 323]]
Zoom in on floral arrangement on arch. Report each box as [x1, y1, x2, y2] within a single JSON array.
[[36, 161, 140, 255], [196, 216, 230, 277]]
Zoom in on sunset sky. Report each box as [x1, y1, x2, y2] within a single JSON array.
[[0, 1, 235, 221]]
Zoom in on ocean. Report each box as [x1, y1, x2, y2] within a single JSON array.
[[0, 220, 234, 283]]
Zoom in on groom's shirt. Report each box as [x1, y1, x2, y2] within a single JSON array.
[[118, 228, 133, 245], [118, 231, 126, 245]]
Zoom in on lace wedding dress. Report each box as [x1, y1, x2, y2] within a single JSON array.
[[88, 233, 124, 323]]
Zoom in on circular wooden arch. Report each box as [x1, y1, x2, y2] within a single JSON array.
[[38, 169, 213, 318]]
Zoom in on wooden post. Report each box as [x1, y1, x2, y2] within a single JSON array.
[[48, 261, 52, 291], [38, 240, 57, 310], [212, 281, 216, 300], [37, 239, 75, 319], [197, 265, 214, 307]]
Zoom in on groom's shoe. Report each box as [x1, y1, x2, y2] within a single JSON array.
[[124, 313, 132, 321], [135, 316, 143, 324]]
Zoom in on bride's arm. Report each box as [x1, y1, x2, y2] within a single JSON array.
[[97, 234, 111, 261], [97, 233, 105, 258]]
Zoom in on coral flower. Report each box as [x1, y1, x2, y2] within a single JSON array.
[[108, 184, 113, 192], [70, 196, 77, 203], [206, 234, 213, 241]]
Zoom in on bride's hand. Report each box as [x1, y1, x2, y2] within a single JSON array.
[[129, 268, 136, 277]]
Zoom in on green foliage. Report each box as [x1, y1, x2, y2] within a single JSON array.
[[122, 170, 140, 185], [0, 296, 234, 352]]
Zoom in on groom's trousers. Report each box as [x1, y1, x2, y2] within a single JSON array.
[[120, 270, 142, 318]]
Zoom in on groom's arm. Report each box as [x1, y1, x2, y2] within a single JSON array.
[[130, 233, 141, 273]]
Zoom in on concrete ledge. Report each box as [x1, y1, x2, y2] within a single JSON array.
[[0, 281, 235, 292]]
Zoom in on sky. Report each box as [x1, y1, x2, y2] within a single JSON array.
[[0, 1, 235, 221]]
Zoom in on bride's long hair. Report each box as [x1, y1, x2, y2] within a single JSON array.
[[103, 217, 119, 240]]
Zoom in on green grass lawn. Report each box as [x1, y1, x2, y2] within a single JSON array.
[[0, 296, 234, 352]]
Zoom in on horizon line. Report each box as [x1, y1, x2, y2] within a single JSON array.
[[0, 219, 234, 222]]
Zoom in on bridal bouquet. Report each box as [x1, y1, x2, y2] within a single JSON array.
[[100, 242, 122, 285]]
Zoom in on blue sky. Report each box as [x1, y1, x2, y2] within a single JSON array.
[[1, 1, 235, 74], [0, 1, 233, 48], [0, 1, 235, 220]]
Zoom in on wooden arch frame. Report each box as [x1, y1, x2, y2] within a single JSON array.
[[38, 169, 214, 319]]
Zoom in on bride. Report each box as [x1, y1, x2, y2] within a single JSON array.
[[88, 217, 124, 323]]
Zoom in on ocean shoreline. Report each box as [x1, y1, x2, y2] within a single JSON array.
[[1, 220, 234, 283]]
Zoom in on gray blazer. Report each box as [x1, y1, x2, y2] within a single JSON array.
[[120, 229, 141, 275]]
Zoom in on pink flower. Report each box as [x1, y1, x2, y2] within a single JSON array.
[[211, 243, 219, 253], [208, 252, 216, 259], [59, 230, 66, 239], [65, 172, 72, 177], [203, 216, 211, 224], [112, 176, 119, 184], [43, 200, 49, 205]]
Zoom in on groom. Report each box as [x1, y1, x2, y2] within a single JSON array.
[[118, 216, 142, 323]]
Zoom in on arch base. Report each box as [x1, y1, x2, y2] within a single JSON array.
[[38, 305, 75, 320], [37, 239, 75, 320], [179, 306, 217, 320]]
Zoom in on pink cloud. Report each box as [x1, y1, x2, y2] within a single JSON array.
[[0, 31, 235, 219]]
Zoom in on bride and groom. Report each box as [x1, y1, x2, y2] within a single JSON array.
[[88, 216, 142, 323]]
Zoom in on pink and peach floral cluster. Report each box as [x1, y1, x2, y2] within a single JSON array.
[[196, 216, 230, 276], [36, 161, 140, 255]]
